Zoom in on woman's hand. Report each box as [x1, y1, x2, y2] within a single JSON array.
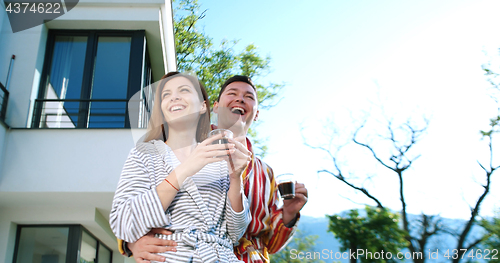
[[175, 134, 236, 182]]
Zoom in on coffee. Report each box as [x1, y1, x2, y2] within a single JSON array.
[[278, 181, 295, 200]]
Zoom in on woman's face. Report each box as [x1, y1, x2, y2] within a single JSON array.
[[160, 76, 206, 126]]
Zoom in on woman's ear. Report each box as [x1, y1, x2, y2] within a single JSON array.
[[200, 102, 207, 114]]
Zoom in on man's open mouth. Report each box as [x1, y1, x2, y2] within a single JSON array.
[[231, 107, 245, 115]]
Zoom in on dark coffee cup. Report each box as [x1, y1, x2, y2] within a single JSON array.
[[276, 173, 295, 200]]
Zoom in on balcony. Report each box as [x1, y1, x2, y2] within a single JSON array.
[[31, 97, 151, 129]]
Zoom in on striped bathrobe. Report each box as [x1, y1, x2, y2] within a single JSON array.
[[110, 140, 251, 263], [234, 138, 299, 263]]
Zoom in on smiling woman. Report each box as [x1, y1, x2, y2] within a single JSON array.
[[160, 77, 207, 132], [144, 72, 211, 143], [109, 71, 253, 262]]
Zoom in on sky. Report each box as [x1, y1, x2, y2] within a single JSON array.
[[196, 0, 500, 219]]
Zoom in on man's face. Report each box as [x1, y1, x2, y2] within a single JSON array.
[[213, 81, 259, 133]]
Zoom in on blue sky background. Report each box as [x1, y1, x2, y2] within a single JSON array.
[[196, 0, 500, 219]]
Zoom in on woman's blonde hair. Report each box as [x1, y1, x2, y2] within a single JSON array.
[[144, 72, 210, 142]]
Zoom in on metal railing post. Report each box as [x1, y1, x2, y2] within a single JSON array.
[[5, 55, 15, 91]]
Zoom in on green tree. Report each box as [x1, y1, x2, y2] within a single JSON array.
[[479, 212, 500, 263], [328, 206, 408, 263], [173, 0, 284, 156], [306, 114, 441, 263], [270, 230, 328, 263]]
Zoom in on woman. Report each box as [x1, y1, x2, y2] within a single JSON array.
[[110, 72, 252, 262]]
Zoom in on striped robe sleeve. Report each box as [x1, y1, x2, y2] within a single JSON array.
[[109, 148, 170, 243], [225, 184, 252, 245]]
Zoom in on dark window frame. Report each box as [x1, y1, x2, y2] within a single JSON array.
[[0, 81, 8, 123], [33, 29, 147, 128], [12, 224, 112, 263]]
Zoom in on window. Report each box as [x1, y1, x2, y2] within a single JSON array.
[[13, 225, 112, 263], [14, 226, 69, 263], [80, 229, 111, 263], [33, 30, 152, 128]]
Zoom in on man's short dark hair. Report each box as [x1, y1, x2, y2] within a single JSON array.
[[217, 75, 256, 101]]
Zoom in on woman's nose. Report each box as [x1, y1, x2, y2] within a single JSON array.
[[170, 93, 181, 101]]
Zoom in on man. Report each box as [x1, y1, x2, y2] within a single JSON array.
[[118, 75, 308, 262]]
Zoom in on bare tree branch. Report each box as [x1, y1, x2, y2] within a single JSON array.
[[453, 126, 498, 263], [317, 169, 384, 209], [352, 124, 395, 172]]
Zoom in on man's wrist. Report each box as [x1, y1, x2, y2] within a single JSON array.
[[283, 212, 300, 228], [123, 241, 133, 257]]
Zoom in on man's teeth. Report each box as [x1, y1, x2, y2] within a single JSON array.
[[231, 107, 245, 115]]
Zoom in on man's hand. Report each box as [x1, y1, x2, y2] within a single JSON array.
[[227, 137, 252, 178], [128, 228, 177, 263], [282, 182, 308, 226]]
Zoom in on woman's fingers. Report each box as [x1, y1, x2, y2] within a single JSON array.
[[202, 133, 224, 145], [203, 148, 235, 158], [204, 143, 235, 152]]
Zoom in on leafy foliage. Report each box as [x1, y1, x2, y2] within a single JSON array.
[[173, 0, 283, 107], [173, 0, 284, 156], [479, 212, 500, 263], [270, 230, 329, 263], [327, 206, 408, 263]]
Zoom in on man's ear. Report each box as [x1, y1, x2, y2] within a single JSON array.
[[213, 101, 219, 114], [254, 110, 259, 121]]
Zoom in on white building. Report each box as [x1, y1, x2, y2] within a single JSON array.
[[0, 1, 176, 262]]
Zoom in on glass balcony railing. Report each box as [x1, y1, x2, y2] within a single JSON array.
[[32, 98, 150, 129]]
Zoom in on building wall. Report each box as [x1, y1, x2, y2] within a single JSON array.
[[0, 20, 47, 128], [0, 129, 135, 192], [0, 0, 174, 262], [0, 128, 148, 261], [0, 123, 8, 176]]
